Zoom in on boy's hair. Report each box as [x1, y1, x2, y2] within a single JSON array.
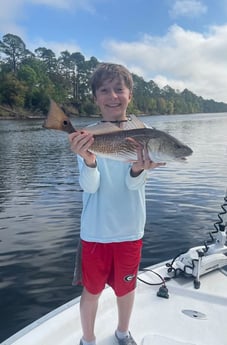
[[90, 63, 133, 96]]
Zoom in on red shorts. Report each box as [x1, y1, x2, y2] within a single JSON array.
[[81, 239, 142, 297]]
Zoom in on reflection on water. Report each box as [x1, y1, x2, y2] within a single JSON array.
[[0, 113, 227, 341]]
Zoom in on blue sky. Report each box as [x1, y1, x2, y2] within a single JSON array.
[[1, 0, 227, 103]]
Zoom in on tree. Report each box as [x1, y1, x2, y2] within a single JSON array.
[[71, 52, 86, 103], [1, 33, 227, 116], [35, 47, 57, 72], [18, 65, 38, 108], [0, 34, 33, 73], [0, 72, 26, 108]]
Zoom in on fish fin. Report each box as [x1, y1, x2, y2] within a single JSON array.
[[43, 99, 75, 134], [121, 115, 145, 130], [85, 122, 122, 135], [126, 137, 144, 150], [85, 115, 145, 134], [86, 115, 146, 134]]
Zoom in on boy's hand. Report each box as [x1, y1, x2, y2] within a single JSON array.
[[131, 145, 166, 177], [69, 131, 97, 167]]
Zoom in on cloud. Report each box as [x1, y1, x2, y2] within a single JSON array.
[[1, 0, 227, 104], [0, 0, 26, 37], [169, 0, 207, 18], [28, 38, 82, 56], [103, 24, 227, 103]]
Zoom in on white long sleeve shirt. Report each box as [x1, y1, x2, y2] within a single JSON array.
[[78, 155, 148, 243]]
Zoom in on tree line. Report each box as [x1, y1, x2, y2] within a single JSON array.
[[1, 33, 227, 118]]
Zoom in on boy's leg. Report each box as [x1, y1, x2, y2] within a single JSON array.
[[80, 287, 101, 342], [116, 289, 135, 332], [79, 241, 109, 343]]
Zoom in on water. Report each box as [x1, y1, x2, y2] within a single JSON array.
[[0, 113, 227, 342]]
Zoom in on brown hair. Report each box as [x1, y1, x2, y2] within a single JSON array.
[[90, 63, 133, 96]]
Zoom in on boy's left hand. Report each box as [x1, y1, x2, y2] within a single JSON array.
[[130, 145, 166, 177]]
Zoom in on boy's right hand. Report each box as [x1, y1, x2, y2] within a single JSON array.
[[69, 131, 97, 167]]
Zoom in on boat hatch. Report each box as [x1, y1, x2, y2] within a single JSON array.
[[181, 309, 207, 320]]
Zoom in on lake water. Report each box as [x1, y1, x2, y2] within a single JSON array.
[[0, 113, 227, 342]]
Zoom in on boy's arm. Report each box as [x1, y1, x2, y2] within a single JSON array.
[[69, 130, 96, 165], [126, 167, 148, 190], [69, 131, 100, 193], [78, 155, 100, 193], [126, 146, 166, 190]]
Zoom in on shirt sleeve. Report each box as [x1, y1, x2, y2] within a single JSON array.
[[77, 155, 100, 193], [125, 167, 148, 190]]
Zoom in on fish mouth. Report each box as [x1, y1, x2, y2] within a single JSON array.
[[176, 152, 193, 161], [175, 147, 193, 161]]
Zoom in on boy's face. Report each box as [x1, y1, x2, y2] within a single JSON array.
[[94, 77, 132, 121]]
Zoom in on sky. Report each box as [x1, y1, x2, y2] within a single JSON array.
[[1, 0, 227, 103]]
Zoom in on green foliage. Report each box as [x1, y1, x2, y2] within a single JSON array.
[[1, 33, 227, 117], [0, 71, 27, 107]]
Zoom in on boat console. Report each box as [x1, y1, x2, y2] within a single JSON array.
[[166, 193, 227, 288]]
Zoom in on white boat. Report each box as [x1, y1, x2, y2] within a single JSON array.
[[2, 199, 227, 345]]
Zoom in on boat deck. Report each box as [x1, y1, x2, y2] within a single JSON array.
[[2, 263, 227, 345]]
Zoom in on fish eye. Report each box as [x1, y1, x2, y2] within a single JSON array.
[[175, 143, 183, 149]]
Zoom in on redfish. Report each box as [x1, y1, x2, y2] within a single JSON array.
[[43, 100, 193, 163]]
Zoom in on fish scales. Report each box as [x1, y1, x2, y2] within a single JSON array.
[[90, 130, 139, 160], [91, 129, 141, 153]]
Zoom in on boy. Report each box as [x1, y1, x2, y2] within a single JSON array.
[[69, 63, 164, 345]]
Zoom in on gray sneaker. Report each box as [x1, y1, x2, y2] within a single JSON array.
[[115, 331, 137, 345]]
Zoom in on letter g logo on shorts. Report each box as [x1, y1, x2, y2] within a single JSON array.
[[124, 274, 136, 282]]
